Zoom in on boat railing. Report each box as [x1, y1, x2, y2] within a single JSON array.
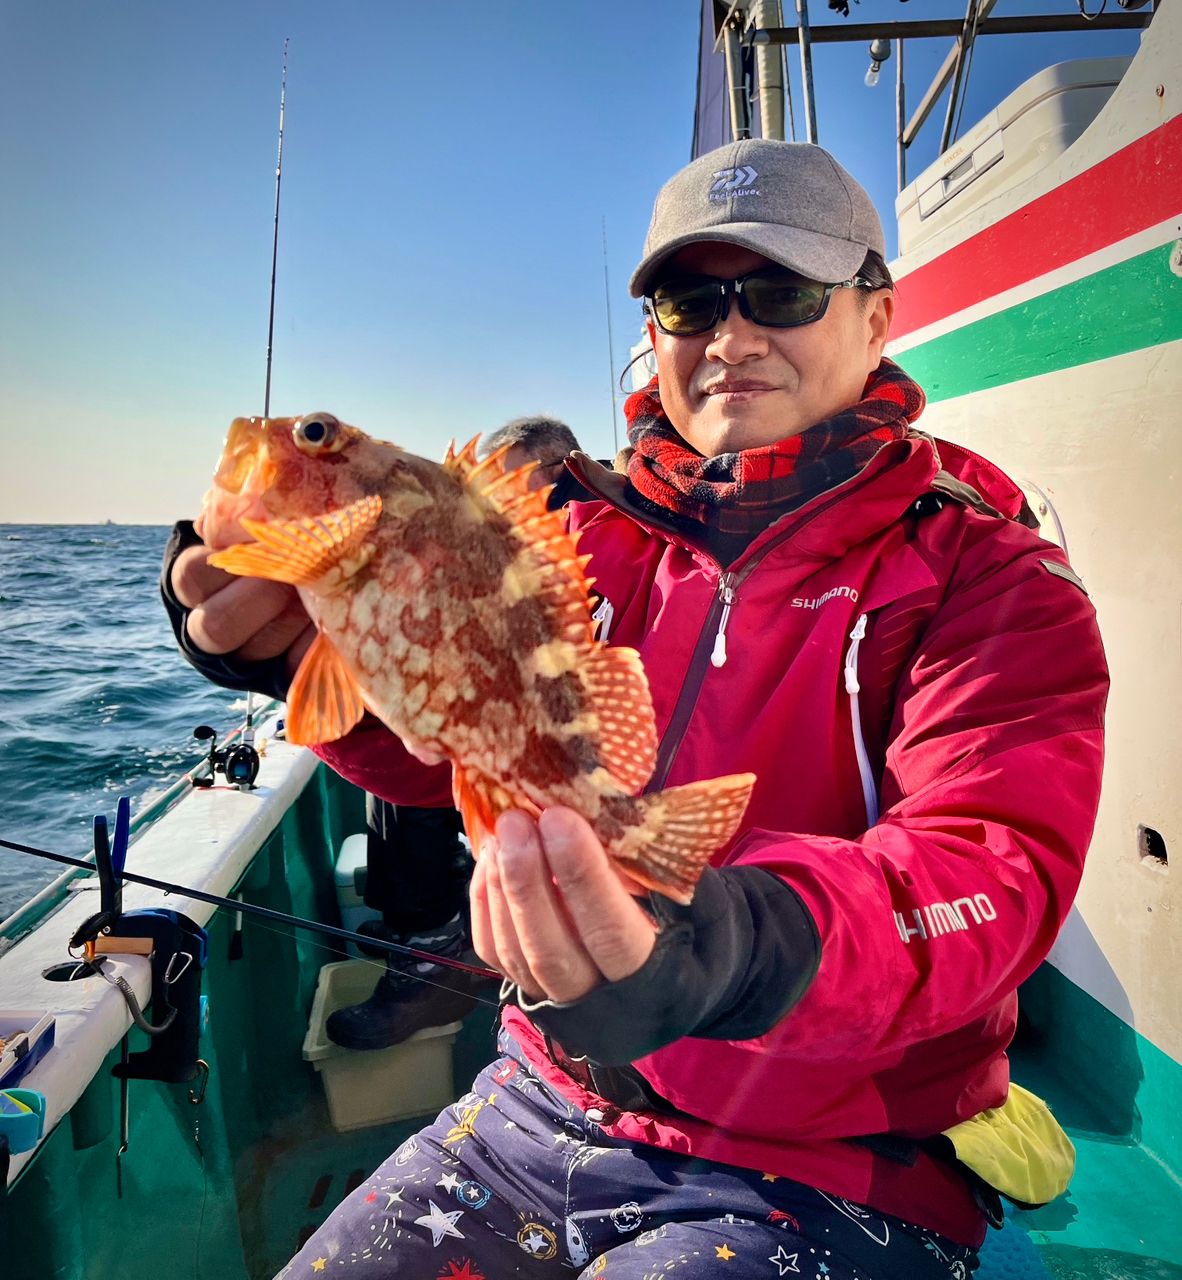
[[0, 700, 281, 949]]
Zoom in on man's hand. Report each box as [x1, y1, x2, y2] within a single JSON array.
[[171, 540, 315, 682], [470, 807, 658, 1004]]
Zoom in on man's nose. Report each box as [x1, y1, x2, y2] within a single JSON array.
[[704, 298, 769, 361]]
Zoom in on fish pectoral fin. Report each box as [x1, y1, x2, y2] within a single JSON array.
[[284, 631, 366, 745], [207, 494, 383, 587], [579, 646, 657, 794], [616, 772, 757, 906]]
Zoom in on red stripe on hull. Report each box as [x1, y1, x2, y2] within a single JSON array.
[[892, 112, 1182, 340]]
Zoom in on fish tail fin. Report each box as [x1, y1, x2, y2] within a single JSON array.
[[620, 773, 756, 905]]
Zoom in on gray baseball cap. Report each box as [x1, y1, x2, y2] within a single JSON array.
[[629, 139, 885, 297]]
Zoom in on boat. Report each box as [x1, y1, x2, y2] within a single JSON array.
[[2, 4, 1179, 1277]]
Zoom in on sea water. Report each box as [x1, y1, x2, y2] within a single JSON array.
[[0, 525, 244, 921]]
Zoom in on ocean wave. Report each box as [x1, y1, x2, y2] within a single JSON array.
[[0, 525, 243, 917]]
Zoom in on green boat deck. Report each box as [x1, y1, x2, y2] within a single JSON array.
[[3, 768, 1179, 1278]]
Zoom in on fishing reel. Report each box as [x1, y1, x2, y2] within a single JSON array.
[[192, 724, 260, 790]]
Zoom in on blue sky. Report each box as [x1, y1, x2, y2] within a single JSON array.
[[1, 1, 1140, 523]]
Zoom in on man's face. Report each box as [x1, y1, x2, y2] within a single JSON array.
[[648, 243, 893, 457]]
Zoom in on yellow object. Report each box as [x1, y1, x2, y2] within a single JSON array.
[[941, 1083, 1075, 1206]]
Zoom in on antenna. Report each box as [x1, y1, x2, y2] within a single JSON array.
[[602, 217, 620, 456], [263, 38, 289, 421]]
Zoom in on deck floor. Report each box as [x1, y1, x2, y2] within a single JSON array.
[[243, 1009, 1182, 1280]]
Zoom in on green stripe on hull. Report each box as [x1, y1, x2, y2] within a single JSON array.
[[898, 242, 1182, 403]]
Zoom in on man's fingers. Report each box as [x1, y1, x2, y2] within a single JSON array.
[[537, 807, 657, 984], [187, 576, 307, 656], [479, 830, 549, 1001], [468, 855, 502, 979], [494, 810, 604, 1003], [172, 543, 236, 609]]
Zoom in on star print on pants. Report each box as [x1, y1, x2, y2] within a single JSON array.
[[414, 1201, 466, 1246], [769, 1244, 800, 1275], [715, 1242, 737, 1260], [436, 1261, 486, 1280]]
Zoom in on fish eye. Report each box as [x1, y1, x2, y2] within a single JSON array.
[[293, 413, 344, 455]]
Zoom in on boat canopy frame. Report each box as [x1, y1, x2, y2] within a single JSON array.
[[705, 0, 1157, 189]]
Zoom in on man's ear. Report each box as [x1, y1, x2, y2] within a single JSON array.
[[866, 291, 894, 368], [645, 315, 657, 349]]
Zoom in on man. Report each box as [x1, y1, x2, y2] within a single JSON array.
[[173, 140, 1107, 1279], [478, 414, 589, 501]]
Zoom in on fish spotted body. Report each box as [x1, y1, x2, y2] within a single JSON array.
[[197, 412, 755, 903]]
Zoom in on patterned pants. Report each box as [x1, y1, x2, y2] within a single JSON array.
[[277, 1032, 978, 1279]]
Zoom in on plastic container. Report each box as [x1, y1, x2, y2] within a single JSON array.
[[302, 960, 462, 1133], [0, 1088, 47, 1154], [334, 832, 381, 956], [896, 56, 1131, 254], [0, 1013, 55, 1089]]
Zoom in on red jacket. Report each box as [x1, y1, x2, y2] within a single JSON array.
[[314, 432, 1108, 1244]]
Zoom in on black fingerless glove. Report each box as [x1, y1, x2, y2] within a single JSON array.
[[160, 520, 291, 700], [506, 865, 820, 1066]]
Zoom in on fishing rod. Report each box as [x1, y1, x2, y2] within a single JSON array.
[[239, 37, 291, 759], [0, 835, 497, 981], [263, 36, 288, 422]]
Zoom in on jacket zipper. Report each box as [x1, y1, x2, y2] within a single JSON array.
[[646, 473, 887, 794], [710, 573, 737, 668]]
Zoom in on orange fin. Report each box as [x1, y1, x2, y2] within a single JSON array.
[[452, 764, 499, 856], [208, 494, 382, 586], [452, 764, 539, 855], [284, 631, 366, 745], [579, 646, 657, 793], [616, 772, 757, 905]]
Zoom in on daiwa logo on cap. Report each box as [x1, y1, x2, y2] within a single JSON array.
[[709, 165, 759, 199]]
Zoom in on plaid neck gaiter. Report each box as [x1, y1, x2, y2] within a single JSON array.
[[623, 358, 926, 560]]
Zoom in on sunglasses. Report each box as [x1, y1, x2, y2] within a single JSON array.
[[647, 267, 874, 337]]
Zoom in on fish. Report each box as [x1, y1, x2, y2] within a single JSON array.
[[196, 412, 756, 904]]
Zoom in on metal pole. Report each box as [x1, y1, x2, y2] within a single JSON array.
[[900, 0, 999, 151], [795, 0, 817, 143], [751, 9, 1145, 43], [896, 38, 906, 193], [263, 39, 288, 420], [781, 26, 798, 139], [722, 20, 751, 140], [753, 0, 786, 140], [940, 0, 977, 154]]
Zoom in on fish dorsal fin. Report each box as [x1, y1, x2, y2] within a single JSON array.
[[579, 647, 657, 793], [208, 495, 382, 587], [444, 436, 657, 792], [285, 630, 366, 745], [443, 437, 596, 644]]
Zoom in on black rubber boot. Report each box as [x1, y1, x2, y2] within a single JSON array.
[[326, 917, 496, 1051]]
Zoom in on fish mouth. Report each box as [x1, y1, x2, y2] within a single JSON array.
[[196, 417, 280, 549], [214, 417, 277, 496]]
